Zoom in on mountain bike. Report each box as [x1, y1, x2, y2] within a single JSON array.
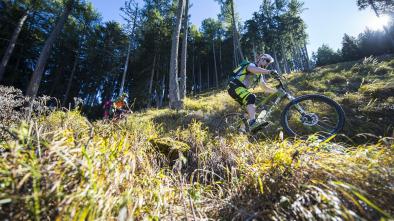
[[219, 74, 345, 139], [111, 109, 132, 121]]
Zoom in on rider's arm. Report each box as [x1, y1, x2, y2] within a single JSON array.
[[247, 65, 271, 75], [260, 74, 277, 94]]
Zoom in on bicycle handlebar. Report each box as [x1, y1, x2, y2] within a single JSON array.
[[273, 74, 288, 92]]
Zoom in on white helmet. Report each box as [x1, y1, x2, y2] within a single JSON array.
[[260, 54, 274, 64]]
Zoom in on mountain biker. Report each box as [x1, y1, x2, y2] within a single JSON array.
[[103, 99, 112, 120], [112, 93, 128, 118], [227, 54, 279, 131]]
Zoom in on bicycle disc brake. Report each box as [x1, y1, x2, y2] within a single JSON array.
[[301, 113, 319, 126]]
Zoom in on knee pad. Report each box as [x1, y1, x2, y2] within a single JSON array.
[[246, 94, 256, 105]]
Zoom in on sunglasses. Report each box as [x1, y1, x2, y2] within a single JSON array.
[[258, 57, 272, 63]]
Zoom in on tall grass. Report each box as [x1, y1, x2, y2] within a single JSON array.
[[0, 108, 392, 220], [1, 56, 393, 220]]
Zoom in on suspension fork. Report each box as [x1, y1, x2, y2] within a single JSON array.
[[286, 92, 307, 115]]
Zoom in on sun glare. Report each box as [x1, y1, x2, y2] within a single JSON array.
[[366, 14, 391, 31]]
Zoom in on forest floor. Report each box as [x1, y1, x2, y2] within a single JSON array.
[[0, 56, 393, 220]]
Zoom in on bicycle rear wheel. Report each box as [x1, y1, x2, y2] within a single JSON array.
[[281, 94, 345, 138], [218, 113, 249, 134]]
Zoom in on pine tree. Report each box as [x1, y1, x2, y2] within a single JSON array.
[[341, 34, 360, 61], [26, 0, 75, 98], [168, 0, 185, 109]]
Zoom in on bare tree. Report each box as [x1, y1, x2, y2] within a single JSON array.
[[62, 54, 78, 106], [120, 0, 139, 95], [179, 0, 189, 100], [148, 53, 157, 107], [212, 37, 218, 88], [0, 9, 29, 82], [229, 0, 244, 61], [26, 0, 75, 98], [198, 60, 202, 92], [168, 0, 185, 110], [216, 0, 244, 64]]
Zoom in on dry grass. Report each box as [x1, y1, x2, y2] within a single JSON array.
[[286, 56, 394, 138], [1, 56, 394, 220], [0, 107, 393, 220]]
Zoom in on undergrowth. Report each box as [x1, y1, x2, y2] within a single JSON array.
[[0, 56, 393, 220], [0, 109, 393, 220]]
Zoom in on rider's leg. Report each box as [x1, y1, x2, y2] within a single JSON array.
[[228, 85, 258, 125], [247, 104, 256, 122], [245, 93, 257, 123], [246, 93, 269, 130]]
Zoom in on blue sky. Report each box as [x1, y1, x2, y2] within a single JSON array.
[[88, 0, 387, 55]]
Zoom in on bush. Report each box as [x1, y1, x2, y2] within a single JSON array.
[[387, 59, 394, 68], [350, 56, 382, 76], [329, 74, 347, 84], [340, 93, 364, 109], [0, 86, 28, 128], [360, 82, 394, 99], [347, 76, 364, 91], [374, 66, 392, 76], [0, 85, 62, 140]]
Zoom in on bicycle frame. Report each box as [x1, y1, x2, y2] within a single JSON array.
[[254, 76, 305, 123], [254, 89, 286, 122]]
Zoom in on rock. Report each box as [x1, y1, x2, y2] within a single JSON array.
[[149, 137, 190, 161]]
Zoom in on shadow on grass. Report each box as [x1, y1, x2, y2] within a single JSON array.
[[149, 106, 241, 135]]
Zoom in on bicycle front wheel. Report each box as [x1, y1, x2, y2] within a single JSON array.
[[281, 94, 345, 138]]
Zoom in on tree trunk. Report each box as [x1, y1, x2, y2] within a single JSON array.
[[233, 42, 238, 67], [179, 0, 189, 100], [273, 50, 282, 74], [297, 46, 305, 70], [148, 53, 157, 95], [10, 51, 22, 84], [159, 73, 166, 107], [120, 39, 132, 95], [252, 42, 257, 62], [303, 42, 311, 70], [168, 0, 185, 110], [49, 63, 65, 96], [0, 10, 29, 82], [26, 0, 74, 98], [120, 5, 138, 95], [199, 61, 202, 92], [148, 53, 157, 107], [62, 55, 78, 106], [281, 45, 289, 74], [219, 39, 223, 79], [291, 48, 298, 72], [192, 46, 195, 95], [207, 61, 210, 89], [230, 0, 244, 61], [283, 59, 289, 74], [293, 46, 301, 71], [212, 40, 218, 88]]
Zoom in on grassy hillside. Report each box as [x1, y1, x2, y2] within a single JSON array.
[[0, 56, 393, 220], [150, 55, 394, 141], [288, 55, 394, 139]]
